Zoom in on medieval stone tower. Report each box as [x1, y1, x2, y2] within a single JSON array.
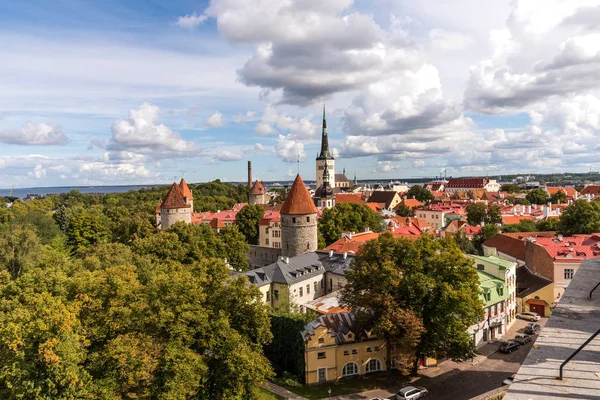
[[316, 105, 335, 189], [280, 174, 318, 258], [159, 181, 192, 230], [249, 180, 269, 205]]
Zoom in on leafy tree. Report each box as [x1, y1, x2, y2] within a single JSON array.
[[405, 185, 434, 202], [0, 224, 41, 279], [235, 204, 265, 245], [342, 234, 482, 382], [537, 218, 559, 231], [501, 220, 537, 233], [14, 211, 62, 244], [509, 197, 531, 206], [219, 226, 250, 271], [66, 210, 111, 250], [319, 203, 385, 246], [473, 224, 499, 254], [396, 203, 415, 217], [526, 188, 550, 205], [454, 230, 476, 254], [466, 203, 486, 226], [486, 204, 502, 224], [500, 184, 521, 194], [266, 313, 311, 383], [550, 191, 567, 204], [558, 200, 600, 236]]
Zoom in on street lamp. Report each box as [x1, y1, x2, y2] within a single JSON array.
[[328, 387, 331, 399]]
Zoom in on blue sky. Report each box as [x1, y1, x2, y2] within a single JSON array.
[[1, 0, 600, 188]]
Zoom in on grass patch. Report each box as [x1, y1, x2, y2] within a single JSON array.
[[284, 371, 409, 400], [257, 388, 285, 400]]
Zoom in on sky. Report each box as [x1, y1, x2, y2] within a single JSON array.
[[2, 0, 600, 188]]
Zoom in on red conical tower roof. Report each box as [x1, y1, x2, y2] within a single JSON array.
[[179, 178, 193, 200], [162, 182, 191, 209], [280, 175, 318, 215]]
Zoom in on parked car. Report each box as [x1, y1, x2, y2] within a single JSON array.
[[525, 323, 541, 335], [514, 334, 531, 344], [499, 341, 520, 353], [517, 312, 541, 321], [502, 374, 516, 386], [396, 386, 428, 399]]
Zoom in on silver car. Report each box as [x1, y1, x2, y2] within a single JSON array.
[[397, 386, 428, 399], [516, 311, 541, 321]]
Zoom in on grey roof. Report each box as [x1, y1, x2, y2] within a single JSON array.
[[335, 173, 351, 183], [367, 191, 398, 208], [243, 251, 354, 285], [303, 312, 366, 344], [516, 265, 553, 298]]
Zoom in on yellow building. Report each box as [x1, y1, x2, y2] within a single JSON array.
[[516, 266, 554, 317], [303, 313, 386, 385]]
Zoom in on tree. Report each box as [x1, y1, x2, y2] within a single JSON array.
[[66, 210, 111, 250], [537, 218, 559, 231], [396, 203, 415, 217], [558, 200, 600, 236], [319, 203, 385, 246], [454, 230, 476, 254], [0, 224, 40, 279], [219, 226, 250, 271], [342, 234, 482, 383], [405, 185, 434, 202], [550, 191, 567, 204], [466, 203, 486, 226], [526, 188, 550, 205], [486, 204, 502, 224], [473, 224, 499, 254], [235, 204, 265, 245], [500, 184, 521, 194]]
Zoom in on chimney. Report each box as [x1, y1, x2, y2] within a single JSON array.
[[343, 252, 348, 259], [248, 161, 252, 188], [329, 250, 334, 258]]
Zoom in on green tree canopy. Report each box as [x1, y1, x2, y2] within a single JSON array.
[[472, 224, 499, 254], [550, 191, 567, 204], [466, 203, 501, 226], [558, 200, 600, 236], [395, 203, 415, 217], [319, 203, 385, 246], [235, 204, 265, 245], [526, 188, 550, 205], [500, 184, 521, 193], [405, 185, 434, 202], [219, 226, 251, 271]]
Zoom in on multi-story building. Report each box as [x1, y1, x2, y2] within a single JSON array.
[[444, 178, 500, 194], [414, 203, 466, 230], [258, 210, 281, 249], [302, 313, 386, 385], [468, 270, 510, 346]]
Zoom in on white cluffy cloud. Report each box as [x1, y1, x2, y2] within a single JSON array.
[[255, 106, 316, 140], [0, 122, 68, 145], [205, 111, 224, 127], [108, 102, 197, 158], [428, 29, 474, 51], [216, 150, 242, 162], [274, 134, 305, 163], [176, 13, 208, 29]]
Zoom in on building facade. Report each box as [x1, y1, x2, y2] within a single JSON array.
[[316, 106, 335, 190]]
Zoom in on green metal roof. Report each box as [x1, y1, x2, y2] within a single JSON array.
[[477, 270, 508, 307], [470, 255, 516, 270]]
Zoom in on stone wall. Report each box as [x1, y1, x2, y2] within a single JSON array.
[[248, 245, 282, 268], [281, 213, 318, 258], [160, 207, 191, 230], [524, 241, 555, 282]]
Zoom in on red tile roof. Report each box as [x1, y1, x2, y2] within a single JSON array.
[[400, 199, 423, 208], [259, 210, 281, 225], [502, 215, 534, 225], [324, 231, 381, 255], [162, 182, 191, 209], [250, 180, 266, 195], [580, 185, 600, 196], [280, 175, 318, 215], [209, 217, 225, 229], [446, 178, 488, 189], [156, 199, 163, 213], [179, 178, 194, 200], [532, 235, 600, 262], [335, 193, 367, 205]]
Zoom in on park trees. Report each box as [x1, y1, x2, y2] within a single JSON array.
[[235, 204, 265, 245], [526, 188, 550, 205], [558, 199, 600, 235], [466, 203, 501, 226], [319, 203, 385, 245], [405, 185, 434, 202], [342, 234, 483, 381]]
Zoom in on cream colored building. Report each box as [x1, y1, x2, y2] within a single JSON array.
[[258, 211, 282, 249]]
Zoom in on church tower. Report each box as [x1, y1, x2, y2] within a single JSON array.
[[316, 106, 335, 189], [281, 174, 318, 258], [316, 163, 335, 210]]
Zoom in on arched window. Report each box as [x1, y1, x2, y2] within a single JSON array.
[[342, 362, 359, 376], [365, 359, 382, 373]]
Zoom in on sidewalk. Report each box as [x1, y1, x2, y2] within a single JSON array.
[[264, 381, 309, 400]]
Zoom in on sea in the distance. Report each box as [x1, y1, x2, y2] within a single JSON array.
[[0, 185, 165, 199]]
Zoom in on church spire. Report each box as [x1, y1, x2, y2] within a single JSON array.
[[317, 104, 332, 160]]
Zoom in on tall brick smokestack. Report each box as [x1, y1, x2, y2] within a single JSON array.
[[248, 161, 252, 188]]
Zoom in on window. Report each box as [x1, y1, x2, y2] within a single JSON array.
[[266, 292, 270, 302], [266, 239, 269, 245], [329, 279, 333, 291], [318, 368, 326, 382], [498, 287, 503, 296], [292, 217, 296, 223], [317, 352, 326, 359], [348, 333, 352, 339], [343, 350, 349, 356], [351, 349, 357, 355], [375, 346, 380, 351], [321, 279, 324, 288], [307, 217, 310, 222], [367, 347, 372, 352], [564, 268, 574, 280], [314, 281, 317, 292], [365, 359, 382, 373], [342, 362, 359, 376], [477, 264, 485, 270], [307, 284, 310, 295], [318, 338, 324, 344], [299, 287, 303, 297], [274, 290, 279, 300]]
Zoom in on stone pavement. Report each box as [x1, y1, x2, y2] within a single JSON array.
[[264, 381, 309, 400]]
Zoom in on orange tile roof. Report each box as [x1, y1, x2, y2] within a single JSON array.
[[335, 193, 367, 205], [162, 182, 191, 209], [323, 231, 380, 254], [401, 199, 423, 208], [581, 185, 600, 196], [280, 175, 318, 215], [366, 203, 382, 212], [209, 217, 225, 229], [502, 215, 534, 225], [156, 199, 163, 213], [179, 178, 194, 200], [250, 180, 266, 195]]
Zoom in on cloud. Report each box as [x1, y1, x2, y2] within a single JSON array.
[[0, 122, 68, 145], [108, 102, 197, 158], [234, 111, 256, 123], [87, 138, 106, 150], [205, 111, 224, 127], [374, 161, 401, 173], [176, 13, 208, 29], [428, 29, 474, 51], [206, 0, 421, 104], [254, 106, 316, 139], [27, 164, 46, 179], [274, 134, 305, 163], [216, 150, 242, 162]]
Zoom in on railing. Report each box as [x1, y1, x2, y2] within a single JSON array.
[[589, 281, 600, 299], [559, 328, 600, 380]]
